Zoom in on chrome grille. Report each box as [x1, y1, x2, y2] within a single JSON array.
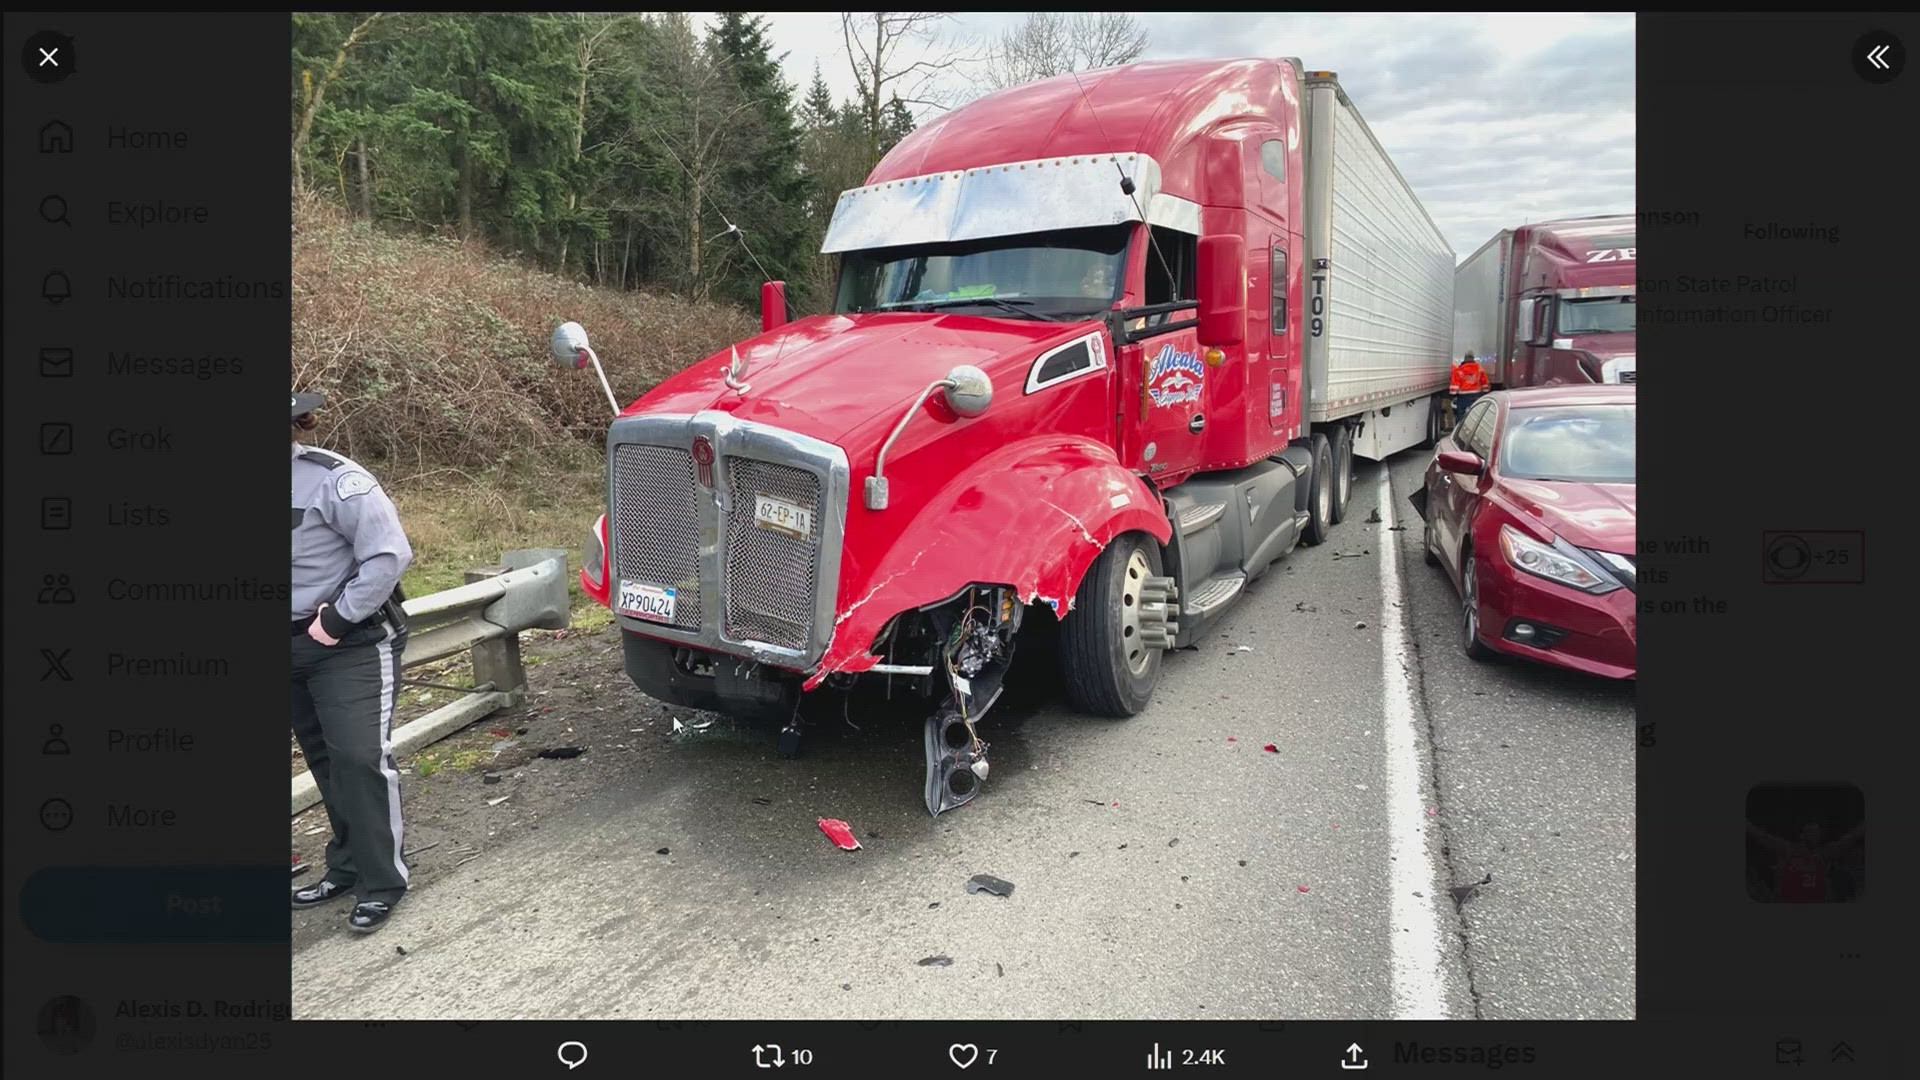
[[1618, 370, 1636, 383], [723, 457, 822, 651], [612, 444, 702, 630]]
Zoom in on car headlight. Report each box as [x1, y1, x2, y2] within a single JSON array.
[[1500, 524, 1621, 594], [583, 515, 607, 589]]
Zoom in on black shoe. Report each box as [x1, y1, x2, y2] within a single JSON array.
[[291, 879, 355, 910], [347, 897, 400, 934]]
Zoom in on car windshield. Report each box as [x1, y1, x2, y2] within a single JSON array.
[[1557, 295, 1636, 334], [835, 224, 1129, 321], [1499, 404, 1636, 483]]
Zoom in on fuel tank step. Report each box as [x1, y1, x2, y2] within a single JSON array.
[[1177, 501, 1227, 532], [1183, 572, 1246, 616]]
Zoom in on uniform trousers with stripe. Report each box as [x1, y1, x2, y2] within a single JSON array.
[[291, 619, 410, 901]]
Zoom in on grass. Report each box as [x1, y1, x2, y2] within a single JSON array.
[[413, 745, 494, 778], [379, 444, 608, 628]]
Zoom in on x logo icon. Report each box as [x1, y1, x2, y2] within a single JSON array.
[[39, 47, 60, 67], [41, 648, 73, 681]]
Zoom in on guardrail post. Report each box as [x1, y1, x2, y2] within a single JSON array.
[[466, 562, 527, 706]]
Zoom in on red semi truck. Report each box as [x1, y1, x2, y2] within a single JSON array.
[[555, 58, 1454, 813], [1452, 213, 1636, 388]]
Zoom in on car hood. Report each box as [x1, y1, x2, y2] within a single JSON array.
[[629, 312, 1099, 446], [1496, 478, 1637, 555]]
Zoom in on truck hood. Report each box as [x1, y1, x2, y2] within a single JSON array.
[[1563, 331, 1635, 364], [629, 312, 1100, 445], [1497, 478, 1637, 555]]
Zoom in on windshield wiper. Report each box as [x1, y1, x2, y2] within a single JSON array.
[[890, 296, 1061, 322]]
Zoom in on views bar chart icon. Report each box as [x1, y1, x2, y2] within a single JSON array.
[[1146, 1043, 1173, 1070]]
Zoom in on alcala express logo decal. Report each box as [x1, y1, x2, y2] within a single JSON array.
[[1147, 344, 1204, 408]]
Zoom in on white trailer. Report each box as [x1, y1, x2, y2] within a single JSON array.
[[1453, 229, 1514, 386], [1298, 69, 1456, 461]]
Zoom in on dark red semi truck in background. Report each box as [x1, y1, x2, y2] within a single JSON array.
[[554, 57, 1454, 814], [1452, 213, 1636, 388]]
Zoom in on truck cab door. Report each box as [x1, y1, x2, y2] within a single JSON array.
[[1119, 227, 1210, 482]]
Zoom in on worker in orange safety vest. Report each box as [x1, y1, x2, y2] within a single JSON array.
[[1448, 351, 1492, 428]]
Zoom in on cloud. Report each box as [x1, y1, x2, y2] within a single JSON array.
[[721, 12, 1634, 259]]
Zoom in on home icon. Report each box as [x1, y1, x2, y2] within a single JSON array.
[[40, 120, 74, 153]]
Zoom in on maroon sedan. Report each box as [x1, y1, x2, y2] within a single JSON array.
[[1412, 385, 1636, 679]]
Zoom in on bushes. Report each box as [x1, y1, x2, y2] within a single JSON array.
[[291, 195, 757, 467]]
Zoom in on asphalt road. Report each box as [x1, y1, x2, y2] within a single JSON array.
[[292, 456, 1633, 1021]]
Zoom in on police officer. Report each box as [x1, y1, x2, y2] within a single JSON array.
[[291, 391, 415, 934]]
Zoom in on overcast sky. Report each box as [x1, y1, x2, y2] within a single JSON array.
[[699, 12, 1634, 261]]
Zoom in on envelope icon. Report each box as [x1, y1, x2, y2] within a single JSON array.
[[40, 347, 74, 377]]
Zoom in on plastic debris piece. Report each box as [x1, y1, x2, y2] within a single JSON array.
[[1355, 621, 1368, 630], [916, 955, 953, 967], [655, 847, 670, 855], [929, 902, 940, 909], [997, 963, 1004, 977], [1168, 838, 1179, 847], [1069, 851, 1080, 858], [536, 746, 585, 759], [483, 773, 503, 785], [396, 945, 408, 956], [490, 739, 519, 753], [965, 874, 1015, 898], [1232, 645, 1253, 653], [491, 728, 513, 738], [1237, 860, 1247, 867], [291, 860, 310, 878], [486, 795, 510, 807], [818, 818, 862, 851], [1426, 807, 1439, 817], [752, 796, 773, 805], [1263, 744, 1279, 753], [1226, 736, 1237, 742], [1297, 884, 1310, 893]]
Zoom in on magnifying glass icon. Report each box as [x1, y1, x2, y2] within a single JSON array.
[[41, 195, 71, 228], [556, 1041, 588, 1070]]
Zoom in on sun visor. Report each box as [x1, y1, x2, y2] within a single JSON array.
[[821, 153, 1197, 254]]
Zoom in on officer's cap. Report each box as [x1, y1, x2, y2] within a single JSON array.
[[292, 391, 325, 418]]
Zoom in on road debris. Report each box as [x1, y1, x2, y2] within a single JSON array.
[[1226, 736, 1237, 742], [1168, 838, 1179, 847], [291, 859, 310, 878], [395, 945, 408, 956], [483, 773, 503, 785], [1366, 507, 1382, 523], [1354, 621, 1367, 630], [1297, 884, 1310, 893], [965, 874, 1015, 898], [996, 963, 1004, 977], [1450, 872, 1493, 908], [916, 955, 953, 967], [1263, 744, 1279, 753], [818, 818, 862, 851], [536, 746, 585, 759], [655, 847, 670, 855], [486, 795, 510, 807], [752, 796, 772, 805]]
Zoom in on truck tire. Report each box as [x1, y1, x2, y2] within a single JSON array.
[[1329, 425, 1354, 524], [1059, 533, 1169, 717], [1302, 432, 1335, 546]]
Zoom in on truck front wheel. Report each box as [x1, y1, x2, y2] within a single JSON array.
[[1059, 533, 1175, 717], [1303, 432, 1335, 546]]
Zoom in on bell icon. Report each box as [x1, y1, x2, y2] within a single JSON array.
[[43, 271, 73, 305]]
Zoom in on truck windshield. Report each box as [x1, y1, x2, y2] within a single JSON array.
[[1499, 404, 1636, 484], [1557, 295, 1636, 334], [836, 224, 1129, 321]]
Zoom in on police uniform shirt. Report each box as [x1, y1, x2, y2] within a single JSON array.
[[291, 443, 413, 625]]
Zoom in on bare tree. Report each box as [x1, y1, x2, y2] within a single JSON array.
[[637, 14, 758, 300], [839, 12, 980, 160], [983, 12, 1149, 91]]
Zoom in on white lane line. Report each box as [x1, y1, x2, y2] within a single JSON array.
[[1376, 465, 1452, 1018]]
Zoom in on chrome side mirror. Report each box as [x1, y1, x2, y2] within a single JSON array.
[[942, 365, 993, 417], [550, 321, 591, 370], [550, 320, 619, 416]]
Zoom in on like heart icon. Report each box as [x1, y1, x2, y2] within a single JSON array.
[[949, 1043, 979, 1069]]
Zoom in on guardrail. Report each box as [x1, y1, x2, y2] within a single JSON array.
[[290, 548, 571, 816]]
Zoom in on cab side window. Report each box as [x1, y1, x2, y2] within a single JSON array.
[[1139, 227, 1197, 331], [1270, 244, 1287, 335]]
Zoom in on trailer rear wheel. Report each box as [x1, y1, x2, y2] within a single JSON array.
[[1330, 425, 1355, 524], [1302, 433, 1335, 546], [1059, 533, 1172, 717]]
